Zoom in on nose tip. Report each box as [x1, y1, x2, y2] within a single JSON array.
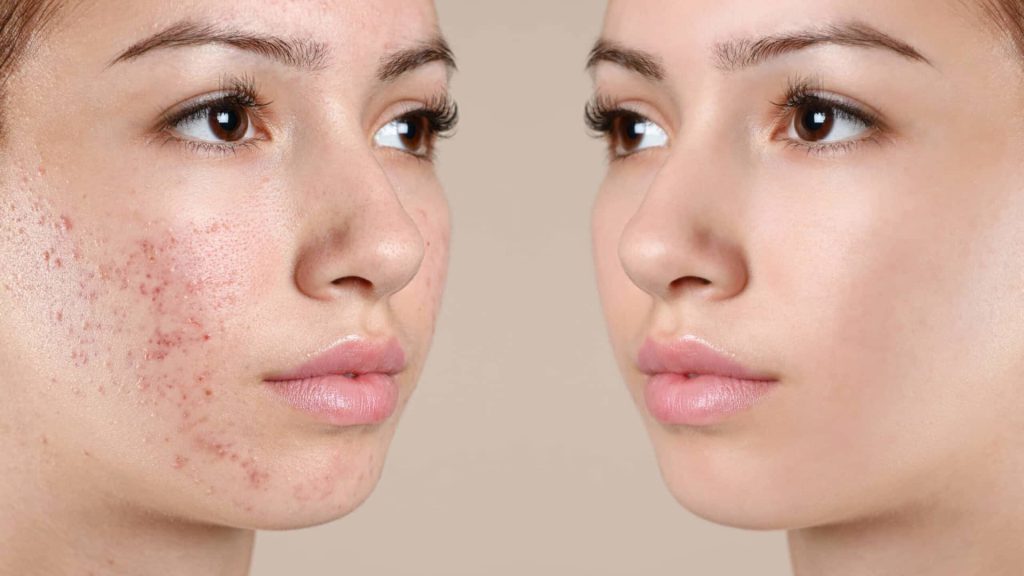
[[618, 201, 748, 303], [294, 196, 426, 302]]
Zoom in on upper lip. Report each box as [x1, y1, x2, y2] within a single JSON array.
[[266, 337, 407, 381], [637, 337, 776, 381]]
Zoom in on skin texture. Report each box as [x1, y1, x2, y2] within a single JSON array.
[[0, 0, 451, 573], [591, 0, 1024, 574]]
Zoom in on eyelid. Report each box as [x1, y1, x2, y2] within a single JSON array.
[[767, 80, 894, 158], [370, 93, 459, 161], [586, 94, 673, 162]]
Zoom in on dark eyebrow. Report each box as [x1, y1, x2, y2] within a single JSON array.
[[586, 39, 665, 81], [378, 36, 457, 82], [109, 20, 330, 70], [714, 21, 931, 71]]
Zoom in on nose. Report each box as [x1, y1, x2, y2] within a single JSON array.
[[618, 148, 749, 303], [293, 150, 425, 302]]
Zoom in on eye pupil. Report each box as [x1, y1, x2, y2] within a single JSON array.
[[398, 117, 428, 152], [614, 115, 645, 152], [209, 104, 248, 142], [796, 105, 834, 142]]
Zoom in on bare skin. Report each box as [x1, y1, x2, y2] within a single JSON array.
[[0, 0, 453, 573], [590, 1, 1024, 574]]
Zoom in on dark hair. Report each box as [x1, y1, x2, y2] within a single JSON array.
[[975, 0, 1024, 57], [0, 0, 63, 131]]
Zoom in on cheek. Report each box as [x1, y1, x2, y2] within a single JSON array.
[[592, 183, 647, 358], [402, 192, 451, 329], [2, 180, 283, 496]]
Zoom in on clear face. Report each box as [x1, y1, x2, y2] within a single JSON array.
[[591, 0, 1024, 529], [0, 0, 452, 529]]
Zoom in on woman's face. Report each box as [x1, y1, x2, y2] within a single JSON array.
[[592, 0, 1024, 529], [0, 0, 451, 528]]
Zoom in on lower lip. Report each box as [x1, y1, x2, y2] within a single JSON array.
[[266, 373, 398, 427], [644, 373, 777, 426]]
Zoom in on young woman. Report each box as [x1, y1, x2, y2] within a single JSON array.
[[587, 0, 1024, 573], [0, 0, 456, 573]]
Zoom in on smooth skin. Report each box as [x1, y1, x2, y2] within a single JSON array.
[[591, 0, 1024, 574], [0, 0, 452, 574]]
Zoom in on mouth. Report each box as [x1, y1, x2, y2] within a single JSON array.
[[264, 338, 407, 427], [637, 336, 778, 427]]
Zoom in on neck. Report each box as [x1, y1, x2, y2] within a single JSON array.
[[788, 462, 1024, 576], [0, 433, 254, 575]]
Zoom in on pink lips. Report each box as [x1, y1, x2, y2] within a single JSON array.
[[265, 339, 406, 427], [637, 338, 777, 427]]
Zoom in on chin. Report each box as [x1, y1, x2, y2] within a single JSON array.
[[191, 428, 396, 532], [241, 470, 385, 531], [650, 434, 835, 532]]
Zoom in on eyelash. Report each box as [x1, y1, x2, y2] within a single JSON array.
[[770, 77, 885, 156], [157, 75, 271, 157], [585, 79, 886, 160], [584, 95, 653, 161], [392, 93, 460, 162], [156, 76, 460, 160]]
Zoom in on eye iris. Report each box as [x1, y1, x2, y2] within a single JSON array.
[[398, 116, 428, 152], [796, 105, 834, 142], [615, 115, 645, 152], [209, 104, 248, 142]]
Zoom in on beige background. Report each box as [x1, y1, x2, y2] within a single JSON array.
[[253, 1, 791, 574]]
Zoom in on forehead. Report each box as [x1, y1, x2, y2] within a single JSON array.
[[599, 0, 987, 66]]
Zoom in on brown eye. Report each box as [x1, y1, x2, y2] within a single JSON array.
[[794, 104, 835, 142], [208, 103, 250, 142], [374, 114, 436, 156], [397, 115, 430, 153], [607, 113, 668, 156], [169, 99, 257, 145], [612, 114, 646, 153], [786, 97, 874, 147]]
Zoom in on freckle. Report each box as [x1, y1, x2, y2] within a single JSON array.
[[83, 450, 92, 458], [204, 388, 213, 397], [40, 435, 48, 445]]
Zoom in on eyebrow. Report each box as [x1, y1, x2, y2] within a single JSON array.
[[378, 37, 457, 82], [714, 22, 931, 71], [111, 21, 330, 70], [586, 21, 931, 79], [110, 21, 458, 81], [586, 39, 665, 81]]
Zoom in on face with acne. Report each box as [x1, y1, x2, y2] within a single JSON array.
[[0, 0, 452, 528]]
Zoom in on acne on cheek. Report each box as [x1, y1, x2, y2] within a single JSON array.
[[412, 206, 451, 323], [10, 195, 276, 498]]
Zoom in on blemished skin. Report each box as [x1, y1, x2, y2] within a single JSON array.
[[590, 0, 1024, 574], [0, 0, 452, 573]]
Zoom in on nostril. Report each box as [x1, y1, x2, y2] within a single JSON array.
[[669, 276, 713, 291], [331, 276, 373, 290]]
